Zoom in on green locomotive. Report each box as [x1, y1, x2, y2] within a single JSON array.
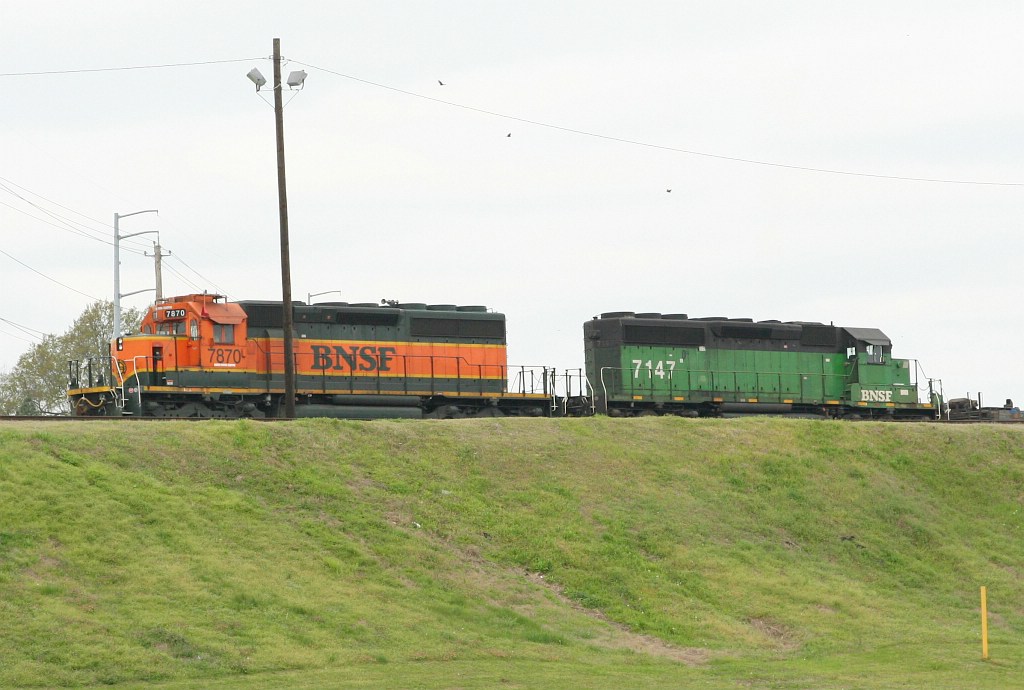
[[583, 313, 938, 419]]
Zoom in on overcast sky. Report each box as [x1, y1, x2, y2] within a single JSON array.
[[1, 2, 1021, 405]]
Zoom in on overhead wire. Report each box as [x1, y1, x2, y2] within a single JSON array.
[[0, 57, 263, 78], [1, 53, 1019, 186], [0, 249, 100, 301], [0, 176, 154, 249], [0, 326, 38, 345], [166, 254, 227, 297], [0, 175, 109, 227], [0, 179, 223, 300], [291, 59, 1024, 188], [0, 182, 151, 253], [0, 201, 150, 257], [161, 262, 204, 294], [0, 316, 45, 341]]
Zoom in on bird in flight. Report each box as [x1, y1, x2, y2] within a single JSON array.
[[666, 189, 672, 193], [438, 80, 445, 86], [507, 133, 511, 137]]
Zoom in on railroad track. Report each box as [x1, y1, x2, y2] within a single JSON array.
[[2, 415, 1023, 424]]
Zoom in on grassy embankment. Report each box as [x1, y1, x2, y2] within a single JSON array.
[[1, 417, 1022, 689]]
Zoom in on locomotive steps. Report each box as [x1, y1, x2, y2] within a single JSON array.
[[1, 417, 1022, 688]]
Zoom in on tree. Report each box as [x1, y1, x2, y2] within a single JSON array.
[[0, 301, 143, 415]]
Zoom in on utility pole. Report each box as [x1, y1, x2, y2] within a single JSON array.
[[113, 209, 158, 340], [146, 236, 170, 302], [273, 37, 297, 419]]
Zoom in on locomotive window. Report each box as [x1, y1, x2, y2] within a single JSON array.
[[865, 344, 884, 364], [190, 319, 199, 341], [142, 325, 152, 334], [214, 324, 235, 344]]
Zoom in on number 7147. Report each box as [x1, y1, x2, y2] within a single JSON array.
[[632, 359, 680, 379]]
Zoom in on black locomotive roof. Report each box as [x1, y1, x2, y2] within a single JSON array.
[[589, 313, 891, 349], [237, 299, 501, 330], [842, 327, 891, 347]]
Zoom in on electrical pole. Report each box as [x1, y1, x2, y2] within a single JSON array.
[[146, 237, 170, 302], [113, 209, 158, 340], [273, 37, 297, 419]]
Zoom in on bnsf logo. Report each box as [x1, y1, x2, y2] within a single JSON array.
[[860, 389, 893, 403], [311, 345, 397, 372]]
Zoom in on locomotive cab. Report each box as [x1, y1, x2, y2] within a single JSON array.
[[841, 328, 922, 414], [83, 294, 251, 415]]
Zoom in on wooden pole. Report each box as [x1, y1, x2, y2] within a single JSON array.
[[273, 37, 296, 419]]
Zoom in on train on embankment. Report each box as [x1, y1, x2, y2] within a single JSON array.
[[67, 292, 956, 420]]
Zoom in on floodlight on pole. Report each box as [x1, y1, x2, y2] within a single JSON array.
[[246, 42, 309, 418], [247, 68, 267, 91]]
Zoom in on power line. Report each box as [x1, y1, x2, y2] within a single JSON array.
[[0, 175, 106, 226], [292, 59, 1024, 188], [0, 316, 45, 341], [0, 175, 225, 301], [5, 53, 1016, 186], [0, 57, 263, 78], [0, 176, 152, 249], [0, 198, 147, 254], [0, 249, 100, 301], [162, 262, 203, 294], [0, 326, 37, 345], [166, 254, 228, 297]]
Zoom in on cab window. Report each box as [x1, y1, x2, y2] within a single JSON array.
[[190, 319, 199, 340], [865, 344, 884, 364], [214, 324, 235, 344]]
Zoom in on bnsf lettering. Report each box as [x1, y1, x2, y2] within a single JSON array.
[[860, 389, 893, 403], [311, 345, 397, 372]]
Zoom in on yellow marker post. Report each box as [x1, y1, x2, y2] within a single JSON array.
[[980, 586, 989, 661]]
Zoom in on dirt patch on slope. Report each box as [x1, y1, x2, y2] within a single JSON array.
[[524, 572, 713, 665]]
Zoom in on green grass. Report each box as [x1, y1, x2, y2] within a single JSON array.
[[0, 417, 1022, 688]]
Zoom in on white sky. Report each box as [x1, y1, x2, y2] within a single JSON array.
[[1, 2, 1021, 405]]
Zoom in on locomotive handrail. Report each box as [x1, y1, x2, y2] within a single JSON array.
[[599, 366, 612, 415], [253, 343, 551, 398], [583, 370, 597, 415], [126, 355, 151, 412]]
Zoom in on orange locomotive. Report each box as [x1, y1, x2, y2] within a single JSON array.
[[68, 294, 556, 418]]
